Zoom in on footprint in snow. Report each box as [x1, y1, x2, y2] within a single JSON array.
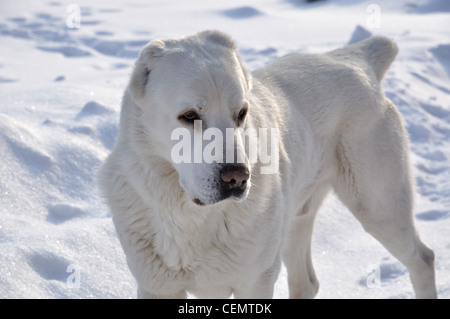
[[8, 141, 53, 173], [34, 12, 61, 22], [86, 39, 143, 59], [47, 203, 86, 224], [419, 150, 447, 162], [347, 25, 372, 45], [68, 124, 96, 137], [27, 250, 72, 282], [407, 123, 431, 143], [417, 163, 447, 175], [0, 77, 18, 83], [359, 260, 407, 287], [420, 102, 450, 121], [54, 75, 65, 82], [430, 44, 450, 77], [96, 30, 114, 37], [0, 115, 53, 173], [410, 71, 450, 95], [416, 209, 449, 221], [75, 101, 114, 119], [221, 6, 264, 19], [37, 45, 91, 58], [71, 101, 118, 149], [379, 262, 407, 281]]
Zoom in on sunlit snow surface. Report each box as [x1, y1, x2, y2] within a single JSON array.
[[0, 0, 449, 298]]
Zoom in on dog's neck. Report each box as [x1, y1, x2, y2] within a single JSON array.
[[125, 154, 266, 271], [124, 155, 215, 267]]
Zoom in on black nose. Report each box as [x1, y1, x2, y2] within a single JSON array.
[[220, 164, 250, 189]]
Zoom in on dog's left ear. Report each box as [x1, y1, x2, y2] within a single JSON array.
[[128, 40, 166, 106], [199, 30, 252, 92]]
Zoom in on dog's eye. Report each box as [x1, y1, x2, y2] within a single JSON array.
[[237, 108, 248, 124], [179, 110, 201, 124]]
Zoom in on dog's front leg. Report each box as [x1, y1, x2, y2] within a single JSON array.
[[233, 257, 281, 299]]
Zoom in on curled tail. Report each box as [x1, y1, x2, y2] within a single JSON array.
[[329, 36, 399, 82], [359, 36, 398, 82]]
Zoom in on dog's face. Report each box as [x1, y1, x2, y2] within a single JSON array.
[[128, 31, 253, 206]]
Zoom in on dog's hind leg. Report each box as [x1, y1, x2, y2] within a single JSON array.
[[282, 185, 330, 298], [333, 101, 437, 298]]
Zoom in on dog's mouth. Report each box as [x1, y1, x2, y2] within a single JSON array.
[[192, 198, 205, 206], [192, 186, 249, 207]]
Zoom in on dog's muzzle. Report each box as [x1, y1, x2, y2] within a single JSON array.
[[219, 164, 250, 200], [191, 164, 250, 206]]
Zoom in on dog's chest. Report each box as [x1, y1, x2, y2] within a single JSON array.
[[153, 209, 258, 288]]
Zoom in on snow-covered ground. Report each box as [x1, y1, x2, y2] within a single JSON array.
[[0, 0, 449, 298]]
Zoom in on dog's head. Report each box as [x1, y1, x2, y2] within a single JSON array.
[[127, 31, 254, 206]]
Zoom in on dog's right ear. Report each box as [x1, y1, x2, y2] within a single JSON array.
[[128, 40, 166, 107]]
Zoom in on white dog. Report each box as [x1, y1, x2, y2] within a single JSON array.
[[99, 31, 437, 298]]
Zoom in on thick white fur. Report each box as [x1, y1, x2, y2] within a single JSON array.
[[99, 31, 437, 298]]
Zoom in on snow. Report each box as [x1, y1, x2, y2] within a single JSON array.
[[0, 0, 449, 299]]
